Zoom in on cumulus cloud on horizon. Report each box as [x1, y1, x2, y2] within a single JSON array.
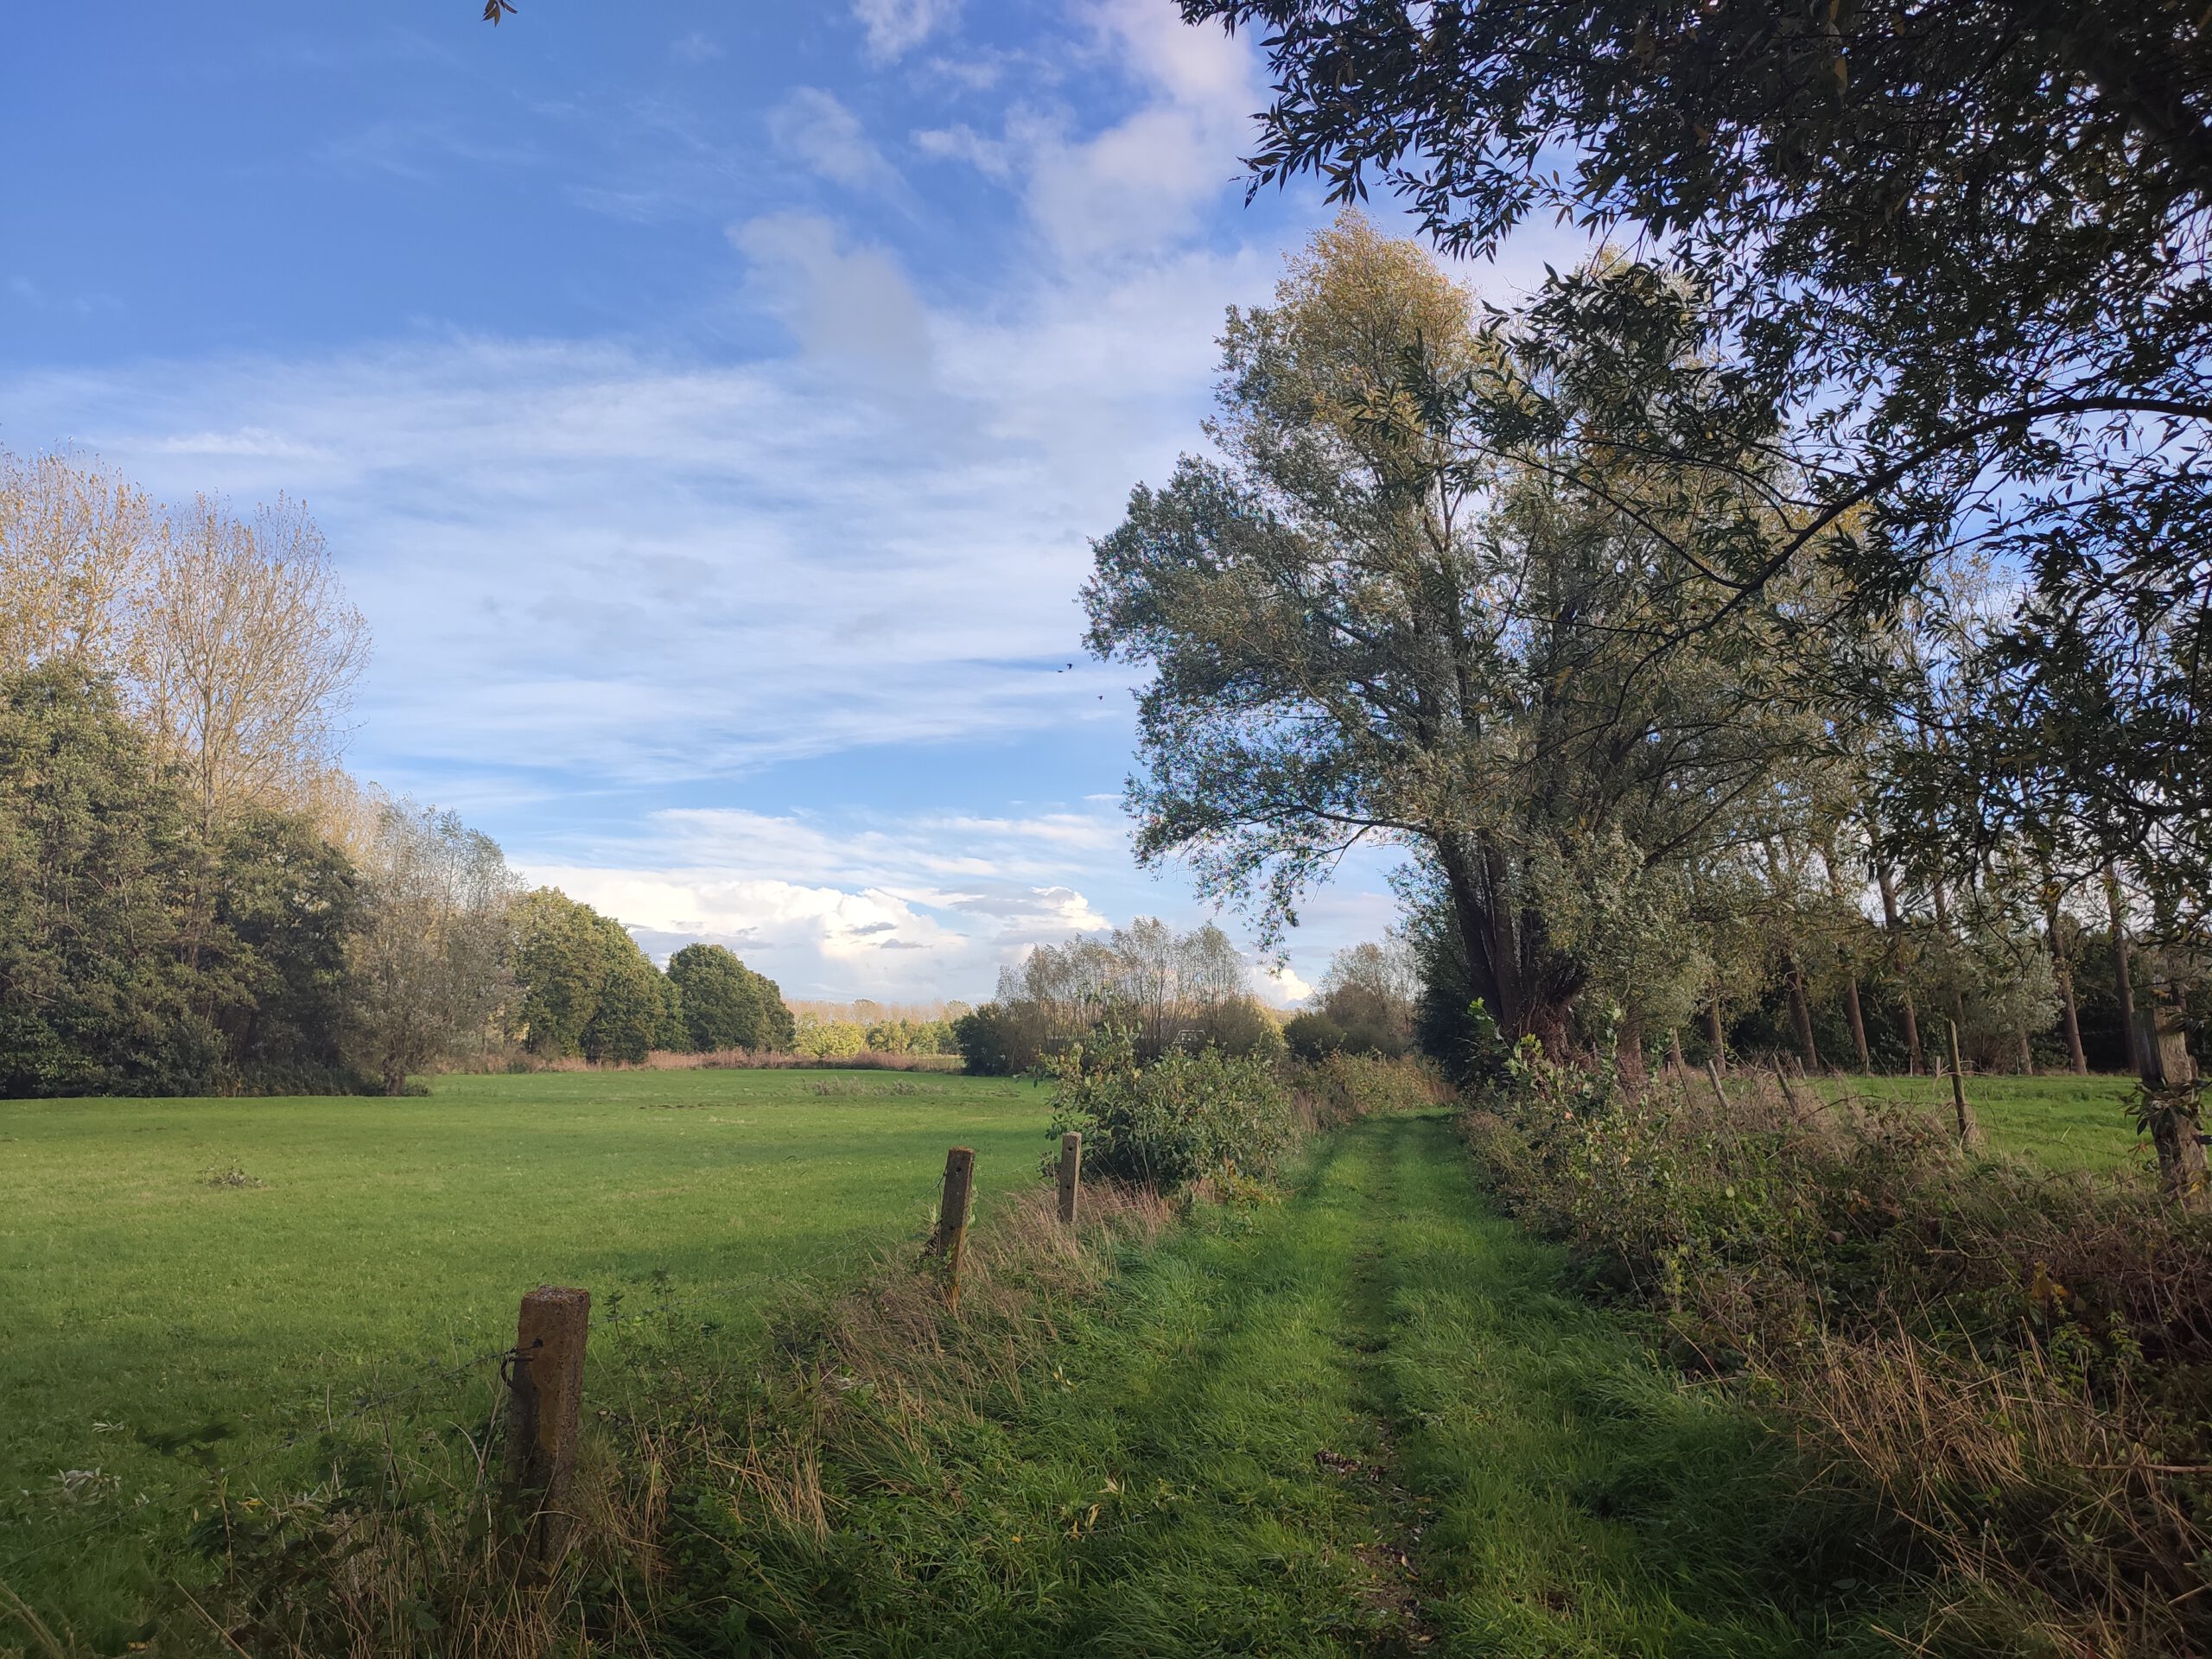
[[0, 1, 1474, 1002]]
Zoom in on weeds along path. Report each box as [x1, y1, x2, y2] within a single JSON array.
[[694, 1110, 1871, 1657]]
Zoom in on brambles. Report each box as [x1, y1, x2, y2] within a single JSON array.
[[1464, 1053, 2212, 1652], [1045, 1024, 1294, 1188]]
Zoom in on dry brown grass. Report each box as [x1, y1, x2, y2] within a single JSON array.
[[1782, 1332, 2208, 1657], [1465, 1052, 2212, 1656], [513, 1047, 965, 1074]]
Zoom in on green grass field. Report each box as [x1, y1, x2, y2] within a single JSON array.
[[665, 1112, 1892, 1655], [1805, 1071, 2148, 1172], [0, 1068, 1054, 1640], [0, 1065, 2158, 1651]]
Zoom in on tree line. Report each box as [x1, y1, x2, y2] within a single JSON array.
[[0, 449, 794, 1096], [953, 918, 1286, 1075], [1084, 206, 2211, 1199]]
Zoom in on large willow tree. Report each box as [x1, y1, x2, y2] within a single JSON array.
[[1085, 214, 1834, 1054]]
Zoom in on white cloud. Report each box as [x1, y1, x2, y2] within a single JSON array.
[[1019, 0, 1262, 266], [766, 87, 901, 194], [730, 211, 932, 380], [851, 0, 959, 64], [671, 31, 723, 63], [912, 121, 1011, 181], [0, 1, 1426, 1001], [514, 804, 1126, 997]]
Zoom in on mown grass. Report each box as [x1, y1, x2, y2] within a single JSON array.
[[0, 1068, 1051, 1647], [653, 1110, 1892, 1656], [1790, 1071, 2144, 1172]]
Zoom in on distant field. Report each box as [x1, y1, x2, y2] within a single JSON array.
[[0, 1068, 1053, 1641], [1808, 1071, 2147, 1173]]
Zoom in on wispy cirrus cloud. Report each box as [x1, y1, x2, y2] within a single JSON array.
[[1, 2, 1426, 1001]]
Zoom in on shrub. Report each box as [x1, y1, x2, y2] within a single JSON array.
[[1297, 1051, 1448, 1127], [1046, 1024, 1294, 1188], [951, 1001, 1036, 1077], [1282, 1011, 1345, 1060], [1189, 994, 1288, 1063], [1463, 1043, 2212, 1654]]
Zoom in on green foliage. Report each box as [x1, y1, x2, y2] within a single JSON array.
[[1046, 1023, 1293, 1187], [0, 664, 219, 1096], [1084, 215, 1829, 1049], [0, 663, 370, 1096], [1297, 1050, 1447, 1120], [793, 1016, 867, 1059], [864, 1015, 957, 1055], [1192, 0, 2212, 909], [513, 891, 741, 1064], [341, 798, 516, 1094], [206, 808, 363, 1079], [665, 941, 790, 1053], [512, 887, 608, 1057], [1465, 1058, 2212, 1649], [1281, 1009, 1344, 1061], [952, 1001, 1031, 1076], [1186, 993, 1286, 1063]]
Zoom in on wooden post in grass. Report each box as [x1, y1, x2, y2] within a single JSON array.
[[1057, 1131, 1084, 1228], [936, 1147, 976, 1309], [2137, 981, 2209, 1209], [1704, 1058, 1729, 1114], [1945, 1020, 1980, 1147], [503, 1285, 589, 1565]]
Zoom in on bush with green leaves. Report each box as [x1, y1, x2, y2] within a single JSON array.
[[1046, 1024, 1293, 1189], [1462, 1046, 2212, 1649]]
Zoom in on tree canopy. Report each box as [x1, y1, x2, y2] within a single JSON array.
[[1186, 0, 2212, 919]]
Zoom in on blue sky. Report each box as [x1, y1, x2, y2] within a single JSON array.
[[2, 2, 1576, 1004]]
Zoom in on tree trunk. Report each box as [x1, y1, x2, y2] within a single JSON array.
[[1873, 851, 1923, 1075], [2016, 1022, 2034, 1075], [1704, 999, 1726, 1072], [1783, 951, 1820, 1071], [2137, 976, 2209, 1210], [2105, 861, 2139, 1066], [2049, 905, 2088, 1074], [1614, 1018, 1648, 1086], [1929, 878, 1967, 1031], [1841, 976, 1871, 1071]]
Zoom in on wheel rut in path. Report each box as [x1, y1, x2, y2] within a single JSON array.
[[733, 1109, 1847, 1656]]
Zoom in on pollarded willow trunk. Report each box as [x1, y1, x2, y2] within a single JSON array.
[[1782, 950, 1820, 1071], [1841, 975, 1871, 1071], [1433, 832, 1580, 1057]]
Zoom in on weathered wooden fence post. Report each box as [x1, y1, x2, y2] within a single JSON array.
[[936, 1147, 976, 1308], [503, 1285, 590, 1565], [1945, 1020, 1980, 1147], [2137, 980, 2209, 1209], [1057, 1131, 1084, 1229], [1704, 1058, 1729, 1114]]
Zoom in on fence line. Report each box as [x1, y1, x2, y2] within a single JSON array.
[[1, 1163, 967, 1583]]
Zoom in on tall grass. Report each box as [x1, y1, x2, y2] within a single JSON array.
[[1463, 1048, 2212, 1655], [145, 1054, 1436, 1654]]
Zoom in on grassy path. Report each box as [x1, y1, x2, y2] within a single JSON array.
[[710, 1111, 1879, 1656]]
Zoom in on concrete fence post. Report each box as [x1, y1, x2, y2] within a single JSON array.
[[503, 1285, 589, 1565], [1057, 1131, 1084, 1229]]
